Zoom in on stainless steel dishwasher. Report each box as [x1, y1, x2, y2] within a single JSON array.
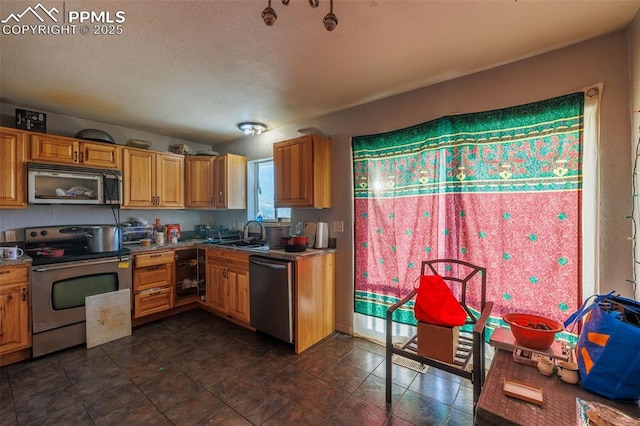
[[249, 256, 294, 343]]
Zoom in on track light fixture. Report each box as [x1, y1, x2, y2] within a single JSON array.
[[262, 0, 338, 31]]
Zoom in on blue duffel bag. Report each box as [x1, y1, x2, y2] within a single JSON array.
[[564, 291, 640, 404]]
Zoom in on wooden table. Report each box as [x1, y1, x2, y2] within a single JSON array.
[[475, 349, 640, 425]]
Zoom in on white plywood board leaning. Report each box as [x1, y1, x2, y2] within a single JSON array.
[[85, 289, 132, 348]]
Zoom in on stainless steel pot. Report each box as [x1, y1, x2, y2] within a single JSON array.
[[265, 225, 290, 248], [84, 225, 122, 253]]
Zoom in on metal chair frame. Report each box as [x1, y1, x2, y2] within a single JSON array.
[[385, 259, 493, 412]]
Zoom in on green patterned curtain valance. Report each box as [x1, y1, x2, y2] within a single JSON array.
[[353, 93, 584, 198]]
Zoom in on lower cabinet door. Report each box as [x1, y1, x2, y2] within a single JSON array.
[[134, 287, 174, 318], [0, 283, 30, 354], [228, 269, 249, 323]]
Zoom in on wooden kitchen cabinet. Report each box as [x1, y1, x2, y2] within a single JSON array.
[[133, 251, 175, 318], [295, 252, 335, 354], [205, 248, 250, 325], [123, 147, 184, 208], [185, 156, 215, 208], [0, 264, 30, 358], [174, 247, 205, 306], [0, 127, 28, 208], [273, 134, 331, 208], [30, 133, 121, 169], [213, 153, 247, 209], [227, 269, 249, 323]]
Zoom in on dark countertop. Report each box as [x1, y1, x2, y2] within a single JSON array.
[[127, 239, 335, 261], [0, 257, 32, 267], [1, 240, 334, 266]]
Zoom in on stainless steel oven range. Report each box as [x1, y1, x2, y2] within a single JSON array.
[[25, 226, 132, 357]]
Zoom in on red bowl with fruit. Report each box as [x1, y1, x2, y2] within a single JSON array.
[[503, 313, 564, 349]]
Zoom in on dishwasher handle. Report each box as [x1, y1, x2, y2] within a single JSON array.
[[250, 258, 288, 270]]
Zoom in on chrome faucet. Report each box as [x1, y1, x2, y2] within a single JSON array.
[[243, 220, 264, 242]]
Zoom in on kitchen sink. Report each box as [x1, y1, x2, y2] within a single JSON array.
[[211, 240, 267, 249], [225, 241, 266, 248]]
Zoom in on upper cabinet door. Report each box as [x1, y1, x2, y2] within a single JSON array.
[[0, 128, 28, 208], [30, 134, 120, 169], [156, 153, 184, 208], [214, 154, 247, 209], [121, 148, 184, 209], [213, 155, 228, 208], [30, 134, 78, 165], [79, 141, 120, 169], [185, 156, 215, 208], [123, 148, 155, 207], [274, 135, 331, 208]]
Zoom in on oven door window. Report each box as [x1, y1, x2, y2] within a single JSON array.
[[51, 273, 118, 310]]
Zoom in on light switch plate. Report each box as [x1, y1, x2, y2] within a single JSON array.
[[5, 231, 16, 242], [333, 221, 344, 233]]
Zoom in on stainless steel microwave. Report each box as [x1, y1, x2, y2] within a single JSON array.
[[28, 163, 122, 205]]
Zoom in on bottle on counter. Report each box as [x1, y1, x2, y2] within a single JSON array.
[[152, 224, 157, 244]]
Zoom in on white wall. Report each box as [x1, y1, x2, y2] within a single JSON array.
[[1, 30, 634, 334], [0, 104, 215, 153], [630, 10, 640, 300], [225, 30, 634, 333]]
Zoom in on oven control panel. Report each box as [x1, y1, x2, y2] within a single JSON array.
[[26, 226, 87, 243]]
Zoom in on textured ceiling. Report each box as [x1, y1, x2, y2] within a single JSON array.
[[1, 0, 639, 146]]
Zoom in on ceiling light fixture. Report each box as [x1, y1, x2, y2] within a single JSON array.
[[262, 0, 338, 31], [238, 122, 268, 136]]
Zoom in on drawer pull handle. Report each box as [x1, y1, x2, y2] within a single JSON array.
[[0, 271, 10, 275]]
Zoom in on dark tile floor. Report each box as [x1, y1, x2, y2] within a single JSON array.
[[0, 309, 473, 425]]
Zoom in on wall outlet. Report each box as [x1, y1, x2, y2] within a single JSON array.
[[5, 231, 17, 242], [333, 221, 344, 233]]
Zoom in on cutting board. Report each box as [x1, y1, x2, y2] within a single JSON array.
[[303, 222, 317, 247], [85, 289, 132, 348]]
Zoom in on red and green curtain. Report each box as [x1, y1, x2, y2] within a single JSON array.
[[352, 93, 585, 329]]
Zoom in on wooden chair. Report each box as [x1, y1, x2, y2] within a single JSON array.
[[385, 259, 493, 412]]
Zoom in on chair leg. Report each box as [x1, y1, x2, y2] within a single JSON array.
[[386, 310, 393, 407]]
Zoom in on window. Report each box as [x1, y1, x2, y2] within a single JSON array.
[[247, 159, 290, 221]]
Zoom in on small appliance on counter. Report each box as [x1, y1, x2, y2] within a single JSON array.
[[265, 225, 291, 249], [315, 222, 329, 248], [121, 223, 153, 244], [164, 224, 181, 243]]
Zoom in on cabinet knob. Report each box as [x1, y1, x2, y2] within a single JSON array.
[[22, 287, 27, 301]]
